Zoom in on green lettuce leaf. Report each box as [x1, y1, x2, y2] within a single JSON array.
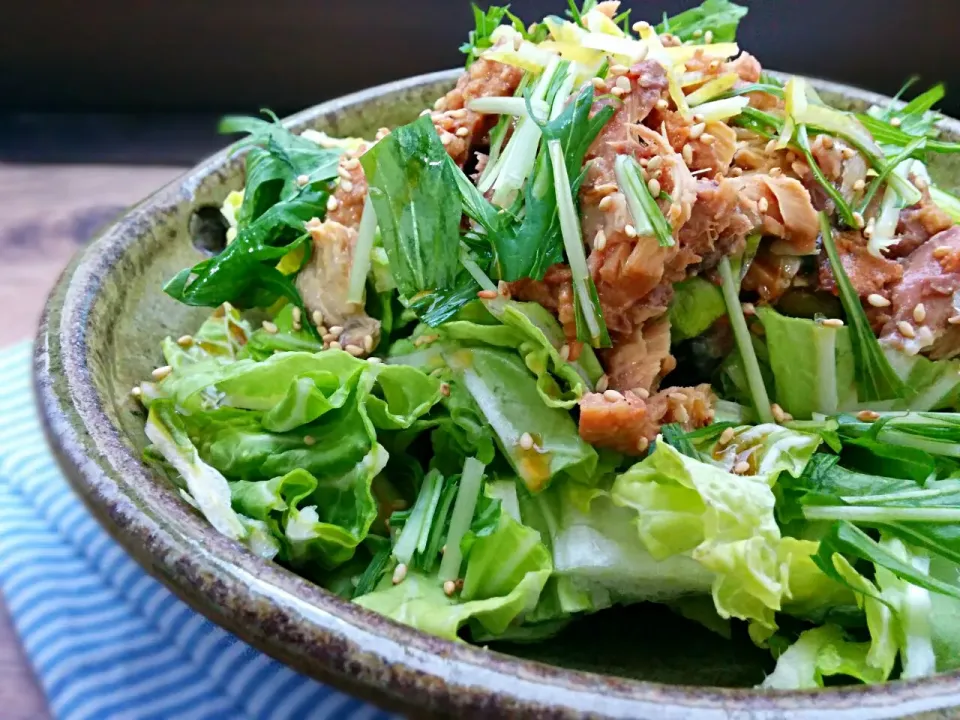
[[758, 307, 857, 419], [444, 345, 598, 492], [761, 624, 881, 689], [355, 512, 551, 640], [656, 0, 749, 43]]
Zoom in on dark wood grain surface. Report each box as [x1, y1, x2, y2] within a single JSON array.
[[0, 163, 184, 717]]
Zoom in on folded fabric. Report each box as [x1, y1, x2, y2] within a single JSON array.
[[0, 342, 393, 720]]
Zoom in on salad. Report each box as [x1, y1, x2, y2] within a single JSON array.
[[136, 0, 960, 689]]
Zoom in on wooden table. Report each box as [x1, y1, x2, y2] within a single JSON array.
[[0, 163, 184, 718]]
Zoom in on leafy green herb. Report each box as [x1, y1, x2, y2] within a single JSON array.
[[858, 113, 960, 156], [565, 0, 597, 27], [856, 138, 927, 215], [814, 522, 960, 601], [460, 4, 531, 67], [439, 457, 486, 582], [797, 126, 858, 228], [165, 113, 343, 312], [819, 213, 907, 402], [361, 115, 463, 316], [352, 542, 393, 598], [655, 0, 749, 43]]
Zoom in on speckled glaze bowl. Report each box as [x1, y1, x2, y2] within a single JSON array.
[[34, 69, 960, 718]]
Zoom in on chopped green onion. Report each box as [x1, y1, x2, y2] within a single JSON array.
[[459, 243, 498, 292], [867, 183, 904, 258], [614, 154, 674, 247], [467, 96, 550, 118], [346, 196, 378, 306], [796, 125, 858, 229], [777, 76, 806, 149], [804, 506, 960, 523], [688, 96, 749, 123], [438, 457, 486, 583], [718, 257, 774, 424], [931, 186, 960, 222], [819, 212, 907, 402], [550, 139, 609, 346], [719, 82, 785, 100]]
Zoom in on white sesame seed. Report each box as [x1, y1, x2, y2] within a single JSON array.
[[345, 344, 364, 357], [455, 126, 470, 138], [853, 178, 866, 192], [693, 113, 705, 124], [674, 406, 690, 424], [328, 325, 343, 337], [636, 437, 650, 453], [852, 211, 865, 229], [914, 303, 927, 323], [598, 195, 615, 212], [392, 563, 408, 584], [603, 389, 625, 402], [595, 374, 610, 393], [291, 307, 301, 325], [841, 147, 856, 159], [700, 132, 715, 145], [693, 29, 703, 38], [771, 403, 792, 423], [519, 432, 534, 450], [338, 167, 352, 181], [821, 318, 844, 328], [764, 139, 777, 154], [647, 178, 661, 197], [633, 21, 651, 32], [312, 310, 324, 327], [867, 293, 891, 308], [296, 174, 310, 186], [656, 98, 669, 110], [329, 340, 342, 351], [477, 289, 497, 299], [363, 334, 374, 353], [341, 180, 354, 193], [451, 108, 468, 119], [611, 87, 627, 98], [326, 196, 340, 212], [616, 76, 632, 93], [704, 30, 714, 43], [322, 333, 337, 343], [151, 365, 172, 381], [610, 64, 629, 74], [733, 460, 750, 474], [741, 302, 756, 316], [757, 197, 769, 214], [130, 386, 143, 399], [591, 77, 606, 90], [559, 344, 571, 361], [440, 134, 453, 146], [821, 136, 834, 149], [176, 334, 193, 348], [949, 315, 960, 325], [443, 580, 457, 596], [769, 167, 783, 177], [891, 117, 902, 127], [689, 123, 706, 140], [857, 410, 881, 422], [367, 356, 382, 364], [668, 392, 687, 402], [719, 426, 736, 446], [635, 387, 650, 399], [682, 144, 693, 165], [261, 321, 278, 334], [624, 224, 638, 238], [594, 229, 608, 251], [344, 157, 360, 170], [898, 321, 916, 339], [594, 182, 619, 195]]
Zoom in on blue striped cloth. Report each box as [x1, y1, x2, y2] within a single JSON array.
[[0, 342, 391, 720]]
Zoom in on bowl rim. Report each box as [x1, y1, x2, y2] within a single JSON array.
[[33, 66, 960, 718]]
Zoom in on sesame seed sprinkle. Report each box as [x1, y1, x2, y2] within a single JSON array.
[[647, 155, 663, 171], [636, 437, 650, 453], [519, 432, 534, 451], [345, 344, 364, 357], [733, 460, 750, 474], [635, 387, 650, 399], [151, 365, 172, 381], [914, 303, 927, 323], [682, 144, 693, 165], [312, 310, 324, 326], [455, 126, 469, 137], [610, 63, 629, 74], [392, 563, 408, 585], [341, 180, 354, 193], [329, 325, 344, 337], [363, 334, 374, 353], [857, 410, 880, 422], [329, 340, 342, 351], [594, 229, 608, 251], [898, 321, 916, 339], [719, 427, 736, 446], [656, 98, 669, 110], [624, 224, 638, 238], [130, 386, 142, 399], [688, 123, 706, 140], [326, 196, 339, 212], [769, 167, 783, 177], [477, 289, 498, 299], [176, 335, 193, 347], [559, 344, 571, 361], [611, 87, 627, 98], [700, 132, 715, 145], [603, 389, 625, 402], [598, 195, 615, 212], [367, 357, 382, 364], [841, 147, 856, 159], [595, 374, 610, 393], [591, 77, 606, 90], [867, 293, 891, 308], [443, 580, 457, 597], [821, 318, 844, 328], [615, 76, 632, 92], [647, 178, 661, 197], [704, 30, 714, 43], [891, 117, 902, 127], [757, 197, 769, 214], [853, 178, 866, 192], [741, 302, 756, 316], [852, 211, 865, 229], [949, 315, 960, 325]]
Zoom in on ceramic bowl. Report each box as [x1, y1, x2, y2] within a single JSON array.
[[34, 68, 960, 718]]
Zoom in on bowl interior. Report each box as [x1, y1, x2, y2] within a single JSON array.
[[57, 70, 960, 700]]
